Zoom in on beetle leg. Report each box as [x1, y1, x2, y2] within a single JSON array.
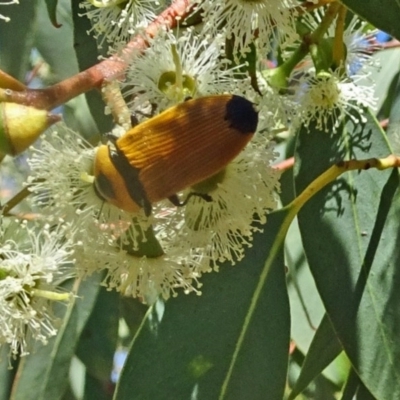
[[168, 192, 213, 207]]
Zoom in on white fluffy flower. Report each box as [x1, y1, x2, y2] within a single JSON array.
[[293, 70, 376, 133], [104, 248, 204, 304], [27, 124, 152, 252], [26, 124, 207, 302], [193, 0, 298, 58], [0, 220, 75, 358], [123, 28, 245, 114], [80, 0, 162, 49]]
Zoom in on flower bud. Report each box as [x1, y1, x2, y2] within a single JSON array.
[[87, 0, 126, 8], [0, 103, 61, 156]]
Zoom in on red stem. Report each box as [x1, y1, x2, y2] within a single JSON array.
[[273, 157, 295, 172], [1, 0, 192, 110]]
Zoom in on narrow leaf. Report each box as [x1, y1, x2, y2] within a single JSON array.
[[114, 211, 290, 400], [10, 274, 102, 400], [289, 314, 342, 400], [44, 0, 61, 28], [70, 0, 114, 135], [76, 287, 119, 382], [341, 0, 400, 40], [84, 373, 114, 400], [387, 65, 400, 138], [0, 0, 38, 81], [0, 346, 14, 400], [341, 368, 360, 400], [34, 0, 100, 140], [295, 110, 400, 400]]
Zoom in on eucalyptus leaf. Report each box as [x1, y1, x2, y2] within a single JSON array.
[[0, 0, 38, 81], [387, 64, 400, 154], [114, 211, 290, 400], [341, 0, 400, 40], [34, 0, 100, 139], [44, 0, 61, 28], [71, 0, 114, 135], [288, 314, 343, 400], [0, 346, 14, 400], [295, 110, 400, 400], [76, 287, 119, 382], [10, 274, 102, 400]]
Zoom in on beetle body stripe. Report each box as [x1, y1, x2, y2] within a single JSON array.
[[117, 95, 257, 202], [94, 145, 142, 213], [94, 95, 258, 213]]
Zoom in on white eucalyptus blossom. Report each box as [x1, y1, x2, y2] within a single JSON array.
[[26, 124, 151, 252], [26, 124, 208, 302], [122, 28, 246, 114], [0, 219, 75, 359], [103, 248, 204, 304], [71, 218, 205, 303], [193, 0, 298, 59], [292, 70, 377, 133], [80, 0, 162, 50]]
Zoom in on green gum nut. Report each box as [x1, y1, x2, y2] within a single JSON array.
[[158, 71, 197, 101], [0, 102, 61, 156], [262, 66, 289, 92], [87, 0, 127, 8]]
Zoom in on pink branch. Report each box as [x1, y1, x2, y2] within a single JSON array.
[[0, 0, 192, 110]]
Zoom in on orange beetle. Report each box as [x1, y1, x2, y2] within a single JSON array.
[[94, 95, 258, 215]]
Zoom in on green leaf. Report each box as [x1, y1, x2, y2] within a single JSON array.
[[288, 314, 343, 400], [114, 211, 290, 400], [34, 0, 79, 82], [387, 64, 400, 151], [44, 0, 61, 28], [286, 219, 325, 353], [10, 274, 102, 400], [355, 380, 377, 399], [84, 373, 114, 400], [76, 287, 119, 381], [341, 0, 400, 40], [0, 346, 14, 400], [0, 0, 38, 81], [34, 0, 100, 140], [71, 0, 114, 135], [341, 368, 359, 400], [374, 48, 400, 120], [119, 297, 148, 339], [295, 110, 400, 400], [341, 368, 377, 400], [366, 48, 400, 118], [286, 217, 349, 390]]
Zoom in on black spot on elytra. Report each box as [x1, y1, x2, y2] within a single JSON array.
[[224, 95, 258, 135]]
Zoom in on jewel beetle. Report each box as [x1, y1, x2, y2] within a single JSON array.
[[93, 94, 258, 216]]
